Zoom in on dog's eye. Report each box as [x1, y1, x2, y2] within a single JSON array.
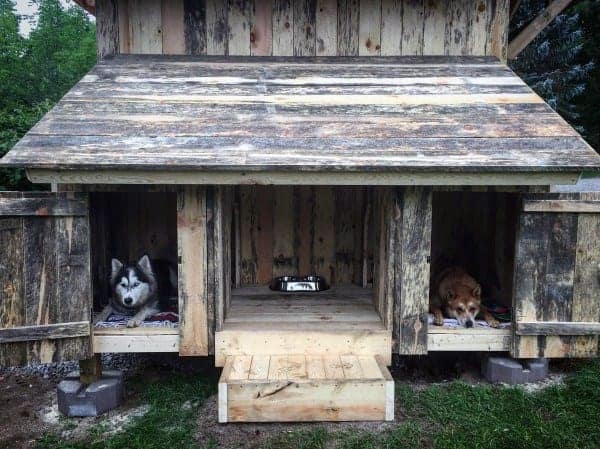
[[469, 307, 477, 313], [120, 282, 127, 288], [457, 307, 465, 312], [133, 282, 140, 288]]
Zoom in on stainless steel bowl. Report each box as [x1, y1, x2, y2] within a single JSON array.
[[269, 275, 329, 292]]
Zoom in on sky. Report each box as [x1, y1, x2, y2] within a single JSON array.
[[13, 0, 91, 36]]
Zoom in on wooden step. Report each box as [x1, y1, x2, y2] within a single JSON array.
[[218, 355, 394, 423]]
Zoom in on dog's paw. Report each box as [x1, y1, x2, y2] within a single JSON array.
[[127, 319, 142, 328], [433, 315, 444, 326], [487, 318, 500, 328]]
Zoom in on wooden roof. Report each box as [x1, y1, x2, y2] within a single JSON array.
[[2, 55, 599, 185]]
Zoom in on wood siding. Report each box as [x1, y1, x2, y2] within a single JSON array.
[[97, 0, 509, 59], [0, 193, 92, 366], [237, 186, 368, 286], [512, 193, 600, 358]]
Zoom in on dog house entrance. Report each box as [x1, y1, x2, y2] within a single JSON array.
[[427, 191, 519, 351], [216, 186, 392, 366], [89, 191, 180, 352]]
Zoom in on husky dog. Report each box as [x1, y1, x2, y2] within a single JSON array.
[[430, 267, 499, 328], [95, 255, 177, 328]]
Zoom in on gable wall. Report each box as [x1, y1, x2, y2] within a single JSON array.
[[97, 0, 509, 60]]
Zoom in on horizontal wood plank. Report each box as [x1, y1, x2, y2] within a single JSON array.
[[516, 321, 600, 336], [523, 199, 600, 213], [1, 55, 597, 178], [0, 322, 90, 344], [0, 196, 88, 216]]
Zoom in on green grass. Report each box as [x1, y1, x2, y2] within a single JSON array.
[[35, 360, 600, 449]]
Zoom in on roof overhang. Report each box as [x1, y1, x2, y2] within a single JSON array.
[[2, 55, 599, 185]]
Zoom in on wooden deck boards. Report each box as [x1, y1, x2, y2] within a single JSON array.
[[2, 55, 598, 178]]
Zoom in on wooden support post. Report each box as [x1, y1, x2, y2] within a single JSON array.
[[79, 355, 102, 385], [508, 0, 573, 60]]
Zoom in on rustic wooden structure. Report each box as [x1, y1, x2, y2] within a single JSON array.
[[1, 0, 599, 423]]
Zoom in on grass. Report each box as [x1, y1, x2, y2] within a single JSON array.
[[35, 360, 600, 449]]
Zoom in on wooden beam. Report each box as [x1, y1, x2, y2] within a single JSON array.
[[0, 321, 90, 343], [508, 0, 573, 60], [516, 321, 600, 336], [523, 199, 600, 213], [0, 195, 88, 217], [79, 355, 102, 385], [510, 0, 523, 20], [26, 169, 581, 187]]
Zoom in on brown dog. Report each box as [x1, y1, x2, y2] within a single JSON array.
[[430, 267, 499, 328]]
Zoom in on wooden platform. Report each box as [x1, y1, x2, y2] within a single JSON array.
[[216, 287, 391, 366], [219, 354, 394, 422]]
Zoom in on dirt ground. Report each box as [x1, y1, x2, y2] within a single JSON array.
[[0, 354, 574, 449]]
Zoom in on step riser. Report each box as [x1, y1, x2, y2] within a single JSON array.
[[221, 380, 392, 422], [219, 355, 394, 423], [215, 330, 392, 367]]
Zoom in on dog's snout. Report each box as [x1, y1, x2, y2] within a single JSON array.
[[465, 320, 473, 328], [124, 297, 133, 305]]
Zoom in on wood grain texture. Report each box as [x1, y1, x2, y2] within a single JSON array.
[[99, 0, 511, 58], [96, 0, 119, 58], [512, 193, 599, 358], [220, 354, 393, 422], [4, 56, 598, 176], [396, 187, 431, 354], [127, 0, 162, 54], [177, 186, 209, 356], [162, 0, 185, 54], [0, 193, 92, 367], [252, 0, 273, 55]]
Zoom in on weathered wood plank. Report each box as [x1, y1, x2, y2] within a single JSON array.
[[272, 186, 296, 278], [380, 0, 402, 56], [359, 0, 381, 56], [396, 187, 431, 354], [337, 0, 359, 56], [272, 0, 294, 55], [162, 0, 186, 54], [0, 196, 88, 216], [184, 0, 207, 55], [0, 322, 90, 344], [516, 321, 600, 336], [177, 186, 208, 356], [117, 0, 130, 53], [423, 0, 446, 54], [523, 200, 600, 213], [487, 0, 509, 61], [401, 0, 424, 56], [128, 0, 162, 54], [96, 0, 119, 58], [228, 0, 252, 55], [251, 0, 273, 55], [294, 0, 317, 56], [205, 0, 228, 55], [315, 0, 337, 55]]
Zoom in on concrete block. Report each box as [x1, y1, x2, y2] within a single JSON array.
[[483, 357, 549, 385], [57, 370, 124, 417]]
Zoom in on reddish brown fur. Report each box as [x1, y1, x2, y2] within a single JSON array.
[[430, 267, 499, 328]]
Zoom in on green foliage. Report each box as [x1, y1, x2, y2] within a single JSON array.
[[0, 0, 96, 190]]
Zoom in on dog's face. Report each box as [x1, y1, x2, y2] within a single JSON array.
[[443, 285, 481, 328], [110, 255, 154, 310]]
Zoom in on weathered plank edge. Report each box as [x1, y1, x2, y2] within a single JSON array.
[[523, 199, 600, 213], [516, 321, 600, 336], [26, 169, 581, 186], [0, 322, 90, 343]]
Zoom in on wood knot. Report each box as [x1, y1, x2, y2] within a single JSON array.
[[250, 31, 256, 43], [366, 38, 372, 48], [285, 21, 290, 29], [478, 2, 486, 12]]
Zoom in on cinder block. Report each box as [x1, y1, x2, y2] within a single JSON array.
[[482, 357, 549, 385], [57, 370, 124, 417]]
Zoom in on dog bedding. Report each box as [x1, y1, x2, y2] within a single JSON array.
[[94, 311, 179, 328], [427, 314, 511, 329]]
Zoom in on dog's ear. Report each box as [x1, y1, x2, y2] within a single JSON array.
[[472, 284, 482, 299], [137, 254, 152, 275], [110, 259, 123, 282], [445, 289, 454, 301]]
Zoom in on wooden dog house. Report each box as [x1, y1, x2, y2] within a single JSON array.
[[1, 0, 599, 423]]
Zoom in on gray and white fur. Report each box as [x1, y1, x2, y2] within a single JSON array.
[[95, 255, 177, 328]]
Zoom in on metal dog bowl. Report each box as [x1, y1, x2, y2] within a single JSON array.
[[269, 275, 329, 292]]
